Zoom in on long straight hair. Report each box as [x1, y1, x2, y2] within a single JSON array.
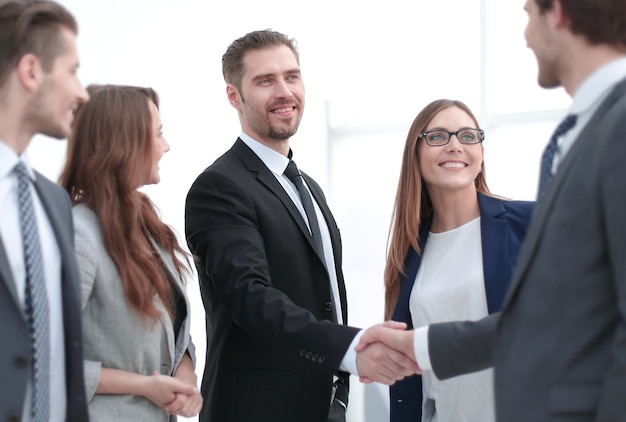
[[383, 99, 490, 320], [59, 84, 188, 319]]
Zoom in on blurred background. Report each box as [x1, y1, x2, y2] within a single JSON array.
[[29, 0, 570, 420]]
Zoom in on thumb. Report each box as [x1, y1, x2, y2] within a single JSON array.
[[380, 320, 407, 330]]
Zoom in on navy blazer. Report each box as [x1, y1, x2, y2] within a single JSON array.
[[389, 193, 534, 421]]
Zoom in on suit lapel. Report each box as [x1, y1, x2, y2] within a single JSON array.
[[232, 140, 327, 266], [503, 77, 626, 309], [0, 235, 21, 308], [478, 194, 509, 313]]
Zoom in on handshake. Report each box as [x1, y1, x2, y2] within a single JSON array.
[[354, 321, 421, 385]]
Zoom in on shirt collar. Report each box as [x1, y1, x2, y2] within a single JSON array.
[[0, 141, 36, 181], [239, 132, 291, 175], [570, 56, 626, 115]]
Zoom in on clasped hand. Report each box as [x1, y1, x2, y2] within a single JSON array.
[[354, 321, 420, 385]]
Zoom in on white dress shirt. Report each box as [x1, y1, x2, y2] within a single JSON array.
[[0, 142, 67, 422]]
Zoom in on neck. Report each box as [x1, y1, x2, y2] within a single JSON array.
[[0, 117, 33, 155], [428, 188, 480, 233], [560, 42, 626, 96]]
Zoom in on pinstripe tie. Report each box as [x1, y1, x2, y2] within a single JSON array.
[[537, 114, 577, 199], [14, 162, 50, 422]]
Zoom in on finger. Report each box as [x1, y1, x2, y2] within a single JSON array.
[[164, 393, 186, 413], [380, 320, 407, 330]]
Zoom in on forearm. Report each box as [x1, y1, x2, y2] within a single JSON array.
[[96, 367, 149, 396], [174, 352, 197, 385]]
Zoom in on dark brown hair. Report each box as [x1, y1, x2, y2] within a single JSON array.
[[384, 99, 490, 320], [0, 0, 77, 87], [535, 0, 626, 48], [59, 84, 188, 319], [222, 29, 299, 92]]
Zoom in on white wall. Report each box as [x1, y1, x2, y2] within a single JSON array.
[[27, 1, 571, 420]]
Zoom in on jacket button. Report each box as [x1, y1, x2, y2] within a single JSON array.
[[8, 413, 21, 422], [299, 349, 306, 357], [324, 302, 333, 312], [14, 355, 28, 367]]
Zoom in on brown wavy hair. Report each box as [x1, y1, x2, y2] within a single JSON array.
[[383, 99, 491, 320], [59, 84, 188, 319]]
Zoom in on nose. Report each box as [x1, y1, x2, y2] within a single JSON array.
[[446, 134, 463, 151], [162, 138, 170, 153], [274, 79, 293, 99], [77, 83, 89, 103]]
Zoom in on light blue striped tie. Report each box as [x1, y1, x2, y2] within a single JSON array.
[[14, 162, 50, 422]]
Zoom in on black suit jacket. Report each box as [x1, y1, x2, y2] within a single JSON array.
[[185, 139, 359, 422], [0, 171, 88, 422], [429, 76, 626, 421]]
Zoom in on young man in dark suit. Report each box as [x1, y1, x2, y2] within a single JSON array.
[[185, 30, 418, 422], [0, 1, 90, 421], [357, 0, 626, 420]]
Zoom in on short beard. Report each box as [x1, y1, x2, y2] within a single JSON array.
[[268, 125, 298, 140]]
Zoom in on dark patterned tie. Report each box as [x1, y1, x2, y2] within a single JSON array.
[[284, 160, 324, 258], [14, 162, 50, 422], [537, 114, 577, 199]]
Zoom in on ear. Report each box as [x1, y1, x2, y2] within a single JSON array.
[[226, 84, 242, 109], [551, 0, 568, 29], [16, 53, 43, 93]]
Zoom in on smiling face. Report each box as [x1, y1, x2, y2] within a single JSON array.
[[145, 100, 169, 185], [227, 44, 304, 149], [24, 27, 89, 139], [418, 106, 484, 195]]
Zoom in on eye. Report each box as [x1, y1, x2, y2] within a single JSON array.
[[427, 132, 447, 142]]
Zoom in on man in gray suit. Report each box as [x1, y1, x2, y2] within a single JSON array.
[[357, 0, 626, 420], [0, 1, 90, 421]]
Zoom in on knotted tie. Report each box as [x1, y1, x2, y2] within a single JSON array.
[[537, 114, 577, 199], [14, 162, 50, 422], [284, 160, 324, 258]]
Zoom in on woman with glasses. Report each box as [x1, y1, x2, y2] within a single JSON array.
[[384, 99, 534, 421], [59, 85, 202, 421]]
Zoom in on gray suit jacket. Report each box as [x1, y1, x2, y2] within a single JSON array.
[[0, 171, 89, 421], [73, 204, 195, 422], [429, 76, 626, 421]]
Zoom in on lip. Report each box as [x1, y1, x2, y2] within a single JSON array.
[[439, 161, 468, 169], [270, 104, 296, 115]]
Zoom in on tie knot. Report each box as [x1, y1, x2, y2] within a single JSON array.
[[284, 160, 301, 181], [13, 161, 30, 181]]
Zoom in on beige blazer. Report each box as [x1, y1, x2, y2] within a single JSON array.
[[73, 204, 195, 422]]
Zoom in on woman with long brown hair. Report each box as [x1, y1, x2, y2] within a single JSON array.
[[384, 99, 534, 421], [59, 84, 202, 421]]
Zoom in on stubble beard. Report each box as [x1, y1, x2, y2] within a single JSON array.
[[24, 80, 70, 140]]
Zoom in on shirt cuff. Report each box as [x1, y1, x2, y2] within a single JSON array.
[[339, 329, 364, 375], [413, 325, 432, 370]]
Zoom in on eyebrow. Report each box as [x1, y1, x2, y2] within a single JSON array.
[[252, 68, 301, 82]]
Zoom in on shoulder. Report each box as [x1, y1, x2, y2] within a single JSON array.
[[34, 170, 71, 208], [479, 193, 535, 228], [72, 204, 103, 242]]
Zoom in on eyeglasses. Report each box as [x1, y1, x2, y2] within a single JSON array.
[[419, 128, 485, 146]]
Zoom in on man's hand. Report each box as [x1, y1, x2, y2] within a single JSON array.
[[355, 322, 421, 385]]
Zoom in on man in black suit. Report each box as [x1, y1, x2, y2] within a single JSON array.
[[357, 0, 626, 420], [185, 29, 417, 422], [0, 1, 90, 421]]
